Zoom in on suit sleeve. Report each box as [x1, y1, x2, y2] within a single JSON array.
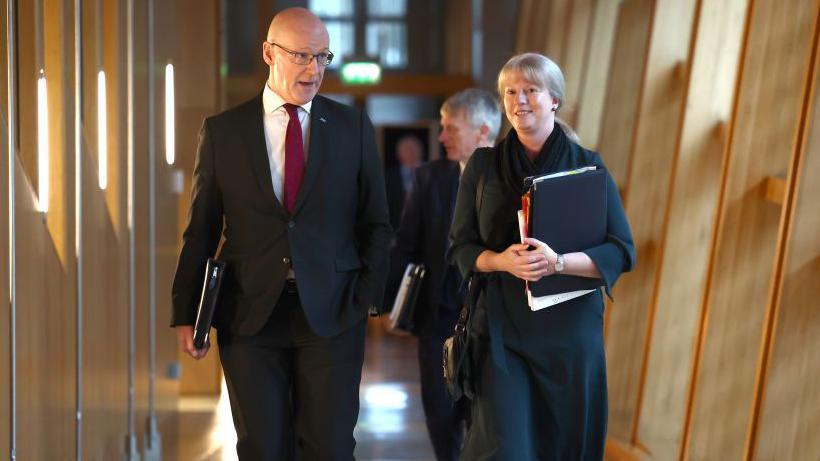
[[355, 111, 393, 313], [446, 149, 489, 278], [384, 168, 425, 306], [582, 157, 636, 299], [171, 119, 224, 326]]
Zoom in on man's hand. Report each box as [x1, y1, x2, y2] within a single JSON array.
[[176, 325, 210, 360]]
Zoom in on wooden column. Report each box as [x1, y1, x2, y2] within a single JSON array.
[[685, 0, 820, 458], [173, 0, 223, 396], [559, 0, 594, 128], [595, 0, 653, 187], [605, 0, 698, 446], [636, 0, 750, 457], [575, 0, 619, 150], [753, 19, 820, 457]]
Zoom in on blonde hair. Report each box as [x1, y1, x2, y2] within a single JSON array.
[[497, 52, 566, 109]]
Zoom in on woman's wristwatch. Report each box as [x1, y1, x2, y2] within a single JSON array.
[[554, 253, 565, 273]]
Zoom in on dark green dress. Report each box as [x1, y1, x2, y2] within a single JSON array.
[[447, 126, 635, 460]]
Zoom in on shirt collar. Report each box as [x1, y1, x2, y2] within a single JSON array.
[[262, 83, 313, 115]]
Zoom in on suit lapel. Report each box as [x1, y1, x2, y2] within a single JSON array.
[[446, 160, 460, 222], [292, 96, 327, 215], [242, 94, 286, 215]]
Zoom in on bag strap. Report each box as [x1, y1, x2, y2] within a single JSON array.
[[456, 150, 493, 328]]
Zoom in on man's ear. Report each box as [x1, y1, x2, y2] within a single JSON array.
[[262, 42, 274, 66], [478, 124, 490, 143]]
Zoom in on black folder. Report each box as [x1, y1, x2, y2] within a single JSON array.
[[193, 258, 226, 349], [388, 263, 426, 333], [525, 168, 607, 296]]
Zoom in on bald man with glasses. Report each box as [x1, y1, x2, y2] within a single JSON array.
[[171, 7, 391, 460]]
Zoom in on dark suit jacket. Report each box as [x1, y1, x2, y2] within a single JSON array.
[[171, 94, 392, 338], [386, 159, 462, 338]]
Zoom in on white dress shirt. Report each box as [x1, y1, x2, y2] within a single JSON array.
[[262, 83, 312, 205]]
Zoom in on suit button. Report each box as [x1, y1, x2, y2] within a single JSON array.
[[288, 221, 296, 229], [283, 257, 291, 265]]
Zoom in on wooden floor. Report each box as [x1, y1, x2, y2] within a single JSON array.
[[161, 320, 437, 461]]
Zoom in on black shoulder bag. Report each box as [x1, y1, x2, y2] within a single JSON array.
[[443, 155, 488, 402]]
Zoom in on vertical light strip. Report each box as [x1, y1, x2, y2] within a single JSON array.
[[37, 73, 49, 212], [7, 0, 18, 457], [164, 63, 174, 165], [97, 70, 107, 189]]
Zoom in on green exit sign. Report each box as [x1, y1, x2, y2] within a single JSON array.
[[340, 61, 382, 85]]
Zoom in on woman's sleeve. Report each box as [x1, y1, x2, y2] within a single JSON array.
[[446, 150, 489, 278], [583, 162, 636, 299]]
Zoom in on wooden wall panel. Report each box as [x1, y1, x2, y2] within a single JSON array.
[[174, 0, 224, 396], [686, 0, 820, 458], [636, 0, 750, 457], [15, 158, 76, 459], [605, 0, 697, 443], [754, 29, 820, 457], [14, 0, 77, 457], [560, 0, 594, 128], [575, 0, 619, 150], [595, 0, 653, 186], [545, 0, 570, 64], [82, 169, 129, 459], [515, 0, 549, 54]]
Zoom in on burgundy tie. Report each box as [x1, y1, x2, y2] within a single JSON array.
[[283, 103, 305, 214]]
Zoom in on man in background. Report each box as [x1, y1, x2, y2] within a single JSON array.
[[385, 134, 424, 230], [386, 88, 501, 460]]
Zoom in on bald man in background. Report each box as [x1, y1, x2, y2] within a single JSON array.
[[171, 8, 391, 460]]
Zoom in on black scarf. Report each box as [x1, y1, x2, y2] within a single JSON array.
[[498, 124, 570, 196]]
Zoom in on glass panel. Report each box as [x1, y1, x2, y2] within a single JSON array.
[[325, 20, 355, 69], [366, 22, 407, 68], [309, 0, 354, 18], [367, 0, 406, 17]]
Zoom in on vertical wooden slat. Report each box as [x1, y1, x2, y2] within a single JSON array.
[[605, 0, 697, 444], [750, 7, 820, 460], [15, 0, 78, 458], [575, 0, 619, 150], [635, 0, 750, 457], [595, 0, 653, 187], [174, 0, 224, 397], [686, 0, 820, 458], [82, 0, 130, 456], [559, 0, 594, 129], [545, 0, 570, 64]]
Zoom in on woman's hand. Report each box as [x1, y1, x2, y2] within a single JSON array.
[[477, 242, 550, 282]]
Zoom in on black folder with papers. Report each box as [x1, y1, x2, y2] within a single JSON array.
[[524, 167, 607, 297], [193, 258, 226, 349], [388, 263, 426, 333]]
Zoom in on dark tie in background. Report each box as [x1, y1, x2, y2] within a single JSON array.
[[283, 103, 305, 213]]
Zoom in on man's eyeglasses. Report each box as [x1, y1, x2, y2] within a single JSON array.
[[268, 41, 334, 67]]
